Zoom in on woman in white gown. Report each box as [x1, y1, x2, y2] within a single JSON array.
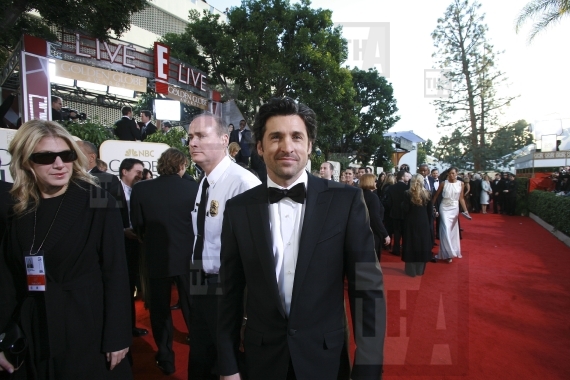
[[480, 174, 492, 213], [431, 168, 470, 262]]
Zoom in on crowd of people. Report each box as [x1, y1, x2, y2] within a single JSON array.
[[551, 166, 570, 196], [313, 162, 522, 272], [0, 98, 386, 380]]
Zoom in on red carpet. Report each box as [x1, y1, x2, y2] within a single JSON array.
[[132, 213, 570, 379]]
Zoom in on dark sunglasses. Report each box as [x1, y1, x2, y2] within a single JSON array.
[[30, 150, 78, 165]]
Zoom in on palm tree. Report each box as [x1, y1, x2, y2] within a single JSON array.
[[516, 0, 570, 42]]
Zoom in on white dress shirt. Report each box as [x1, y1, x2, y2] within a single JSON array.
[[268, 171, 308, 316], [120, 180, 133, 227], [433, 178, 439, 191], [192, 156, 261, 274]]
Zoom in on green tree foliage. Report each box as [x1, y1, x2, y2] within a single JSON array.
[[417, 139, 435, 166], [432, 0, 517, 170], [169, 0, 359, 157], [488, 119, 534, 166], [345, 68, 400, 165], [516, 0, 570, 42], [0, 0, 147, 63]]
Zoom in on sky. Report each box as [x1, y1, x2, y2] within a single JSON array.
[[208, 0, 570, 144]]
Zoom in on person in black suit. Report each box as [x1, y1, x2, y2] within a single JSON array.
[[114, 106, 141, 141], [130, 148, 199, 375], [386, 170, 408, 256], [228, 119, 253, 165], [249, 149, 267, 184], [117, 158, 147, 338], [360, 174, 390, 260], [51, 95, 63, 121], [470, 174, 482, 213], [140, 110, 158, 141], [217, 97, 385, 380], [497, 172, 509, 214], [504, 173, 517, 215], [77, 141, 121, 202], [419, 164, 436, 246]]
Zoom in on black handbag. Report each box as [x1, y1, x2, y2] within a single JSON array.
[[0, 320, 27, 370]]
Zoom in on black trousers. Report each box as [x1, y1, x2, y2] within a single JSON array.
[[392, 218, 404, 254], [124, 238, 140, 329], [188, 280, 220, 380], [492, 193, 499, 213], [149, 274, 191, 366]]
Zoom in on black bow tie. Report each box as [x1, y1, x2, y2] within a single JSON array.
[[268, 183, 306, 204], [434, 179, 439, 182]]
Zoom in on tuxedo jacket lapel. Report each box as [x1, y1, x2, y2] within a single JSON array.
[[248, 186, 286, 318], [290, 175, 331, 313]]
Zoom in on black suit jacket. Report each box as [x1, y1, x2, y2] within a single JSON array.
[[386, 181, 408, 220], [89, 167, 121, 204], [0, 181, 13, 239], [229, 128, 252, 157], [141, 122, 157, 141], [217, 174, 385, 380], [114, 116, 141, 141], [130, 175, 198, 278], [363, 189, 388, 254]]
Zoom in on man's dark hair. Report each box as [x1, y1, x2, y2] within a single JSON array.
[[51, 96, 62, 104], [396, 170, 406, 181], [80, 140, 98, 156], [431, 168, 438, 173], [253, 97, 317, 144], [119, 158, 144, 178], [326, 162, 334, 171], [359, 166, 366, 171], [121, 106, 132, 116], [157, 148, 188, 176], [141, 110, 152, 118]]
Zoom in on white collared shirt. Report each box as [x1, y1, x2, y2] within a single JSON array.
[[267, 171, 308, 316], [433, 178, 439, 190], [192, 156, 261, 274], [120, 180, 132, 227]]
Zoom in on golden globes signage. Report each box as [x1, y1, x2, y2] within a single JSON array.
[[54, 60, 147, 92], [167, 84, 209, 110], [99, 140, 170, 177]]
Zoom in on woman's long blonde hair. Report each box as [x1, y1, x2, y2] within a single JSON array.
[[9, 120, 97, 215], [407, 174, 431, 206]]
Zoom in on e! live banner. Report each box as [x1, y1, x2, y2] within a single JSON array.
[[99, 140, 171, 178], [54, 59, 147, 92]]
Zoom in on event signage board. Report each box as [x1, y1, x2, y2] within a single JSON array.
[[99, 140, 171, 178], [21, 51, 51, 123], [54, 59, 147, 92], [166, 84, 209, 110], [0, 128, 18, 182]]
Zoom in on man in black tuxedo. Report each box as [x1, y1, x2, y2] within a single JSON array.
[[217, 97, 385, 380], [386, 170, 408, 256], [229, 119, 253, 165], [497, 172, 509, 214], [114, 106, 141, 141], [490, 173, 501, 213], [419, 164, 436, 246], [140, 110, 158, 141], [117, 158, 147, 338], [130, 148, 199, 375]]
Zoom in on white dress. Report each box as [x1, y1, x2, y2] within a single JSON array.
[[480, 180, 491, 205], [438, 180, 462, 259]]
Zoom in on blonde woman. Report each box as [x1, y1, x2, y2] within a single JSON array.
[[0, 120, 132, 378], [228, 142, 241, 161], [401, 174, 433, 276]]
